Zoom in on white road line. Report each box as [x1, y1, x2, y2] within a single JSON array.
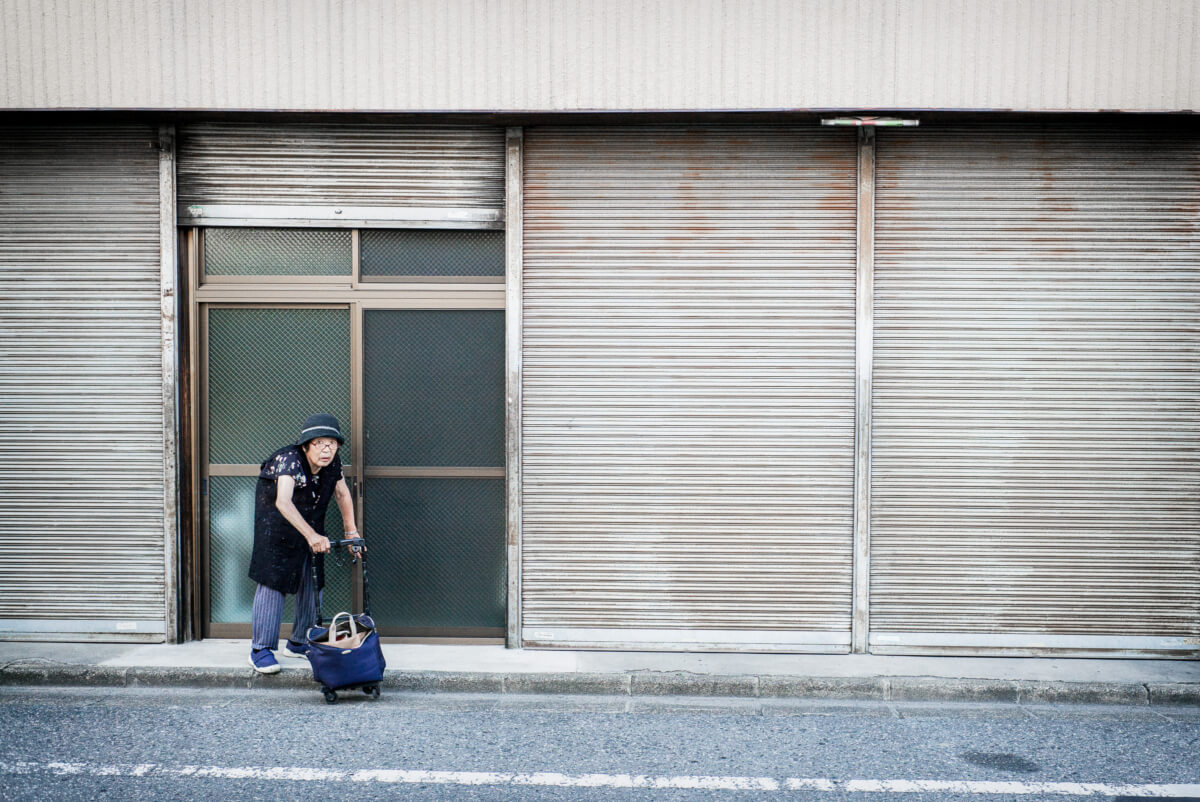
[[2, 761, 1199, 797], [842, 779, 1200, 796]]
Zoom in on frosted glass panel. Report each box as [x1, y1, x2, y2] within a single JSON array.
[[209, 476, 351, 624], [208, 307, 351, 465], [363, 310, 503, 466], [364, 478, 505, 631], [205, 228, 352, 276], [360, 229, 503, 277]]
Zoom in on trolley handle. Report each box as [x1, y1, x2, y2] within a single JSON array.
[[328, 537, 365, 553], [311, 535, 373, 625]]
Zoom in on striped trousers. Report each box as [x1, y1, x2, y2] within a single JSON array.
[[250, 555, 322, 650]]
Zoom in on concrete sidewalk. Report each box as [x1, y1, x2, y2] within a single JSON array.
[[1, 640, 1197, 705]]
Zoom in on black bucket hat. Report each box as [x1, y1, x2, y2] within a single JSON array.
[[296, 413, 345, 446]]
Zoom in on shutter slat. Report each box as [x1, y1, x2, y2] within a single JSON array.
[[870, 123, 1200, 645], [0, 125, 165, 633], [521, 127, 858, 650], [177, 122, 504, 210]]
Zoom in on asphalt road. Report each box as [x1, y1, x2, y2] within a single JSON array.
[[1, 686, 1197, 801]]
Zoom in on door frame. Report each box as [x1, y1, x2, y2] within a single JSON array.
[[186, 225, 508, 643]]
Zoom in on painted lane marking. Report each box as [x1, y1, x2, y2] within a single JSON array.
[[351, 770, 781, 790], [841, 779, 1200, 796], [2, 761, 1199, 797]]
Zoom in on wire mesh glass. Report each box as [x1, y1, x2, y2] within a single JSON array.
[[208, 476, 352, 625], [363, 310, 504, 466], [204, 228, 352, 276], [360, 229, 504, 277], [363, 478, 505, 630], [208, 307, 352, 466]]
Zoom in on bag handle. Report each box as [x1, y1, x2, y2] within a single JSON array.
[[328, 611, 358, 641]]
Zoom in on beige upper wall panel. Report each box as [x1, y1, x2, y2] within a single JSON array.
[[2, 0, 1197, 112]]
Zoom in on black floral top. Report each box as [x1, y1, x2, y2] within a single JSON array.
[[248, 444, 344, 594]]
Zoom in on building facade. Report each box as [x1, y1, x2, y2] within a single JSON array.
[[1, 0, 1198, 657]]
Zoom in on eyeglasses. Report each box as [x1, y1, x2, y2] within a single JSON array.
[[309, 439, 339, 452]]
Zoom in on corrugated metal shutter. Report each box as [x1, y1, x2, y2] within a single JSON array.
[[177, 122, 504, 210], [870, 121, 1200, 654], [0, 124, 166, 638], [521, 126, 858, 651]]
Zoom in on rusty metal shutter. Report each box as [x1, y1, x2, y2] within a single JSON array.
[[870, 121, 1200, 656], [0, 124, 166, 639], [177, 122, 505, 225], [521, 126, 858, 651]]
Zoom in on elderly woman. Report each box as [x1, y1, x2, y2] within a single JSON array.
[[248, 413, 361, 674]]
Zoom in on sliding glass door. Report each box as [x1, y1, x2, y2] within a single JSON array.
[[197, 227, 506, 640], [362, 310, 506, 637], [203, 305, 354, 636]]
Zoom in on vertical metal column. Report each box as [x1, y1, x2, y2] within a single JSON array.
[[851, 127, 876, 654], [159, 125, 180, 643], [505, 127, 524, 648]]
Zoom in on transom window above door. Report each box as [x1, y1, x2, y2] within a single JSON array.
[[199, 227, 504, 283]]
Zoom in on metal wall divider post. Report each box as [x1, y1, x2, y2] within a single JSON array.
[[505, 127, 524, 648], [158, 124, 181, 643], [851, 127, 876, 654]]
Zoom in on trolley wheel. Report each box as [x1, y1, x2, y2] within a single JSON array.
[[322, 688, 338, 705], [369, 685, 381, 700]]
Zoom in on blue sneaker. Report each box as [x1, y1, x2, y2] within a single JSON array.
[[281, 640, 310, 659], [248, 648, 280, 674]]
